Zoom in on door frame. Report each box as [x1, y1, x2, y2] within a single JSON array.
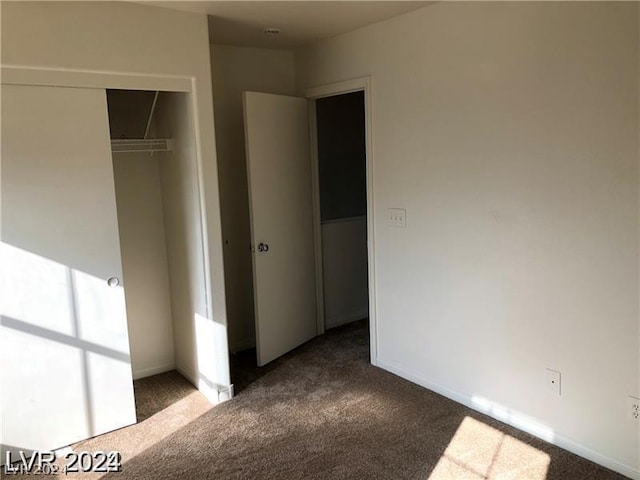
[[1, 65, 225, 399], [303, 76, 378, 366]]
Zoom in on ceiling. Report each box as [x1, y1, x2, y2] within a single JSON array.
[[141, 1, 433, 49]]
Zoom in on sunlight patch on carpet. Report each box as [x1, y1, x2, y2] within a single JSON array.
[[429, 416, 550, 480]]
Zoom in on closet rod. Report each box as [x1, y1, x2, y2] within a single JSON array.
[[143, 91, 159, 140]]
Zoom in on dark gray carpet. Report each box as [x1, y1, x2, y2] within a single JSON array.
[[23, 320, 629, 479]]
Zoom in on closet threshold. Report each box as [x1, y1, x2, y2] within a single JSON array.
[[111, 138, 173, 153]]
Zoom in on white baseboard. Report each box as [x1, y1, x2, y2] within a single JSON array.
[[132, 362, 175, 380], [326, 309, 368, 329], [376, 357, 640, 480], [174, 366, 232, 406]]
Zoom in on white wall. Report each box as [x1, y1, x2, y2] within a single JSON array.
[[1, 1, 230, 401], [210, 45, 296, 352], [113, 153, 175, 380], [297, 2, 640, 476], [322, 217, 368, 329], [153, 92, 215, 394]]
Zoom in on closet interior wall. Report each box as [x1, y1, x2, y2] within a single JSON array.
[[108, 90, 206, 384]]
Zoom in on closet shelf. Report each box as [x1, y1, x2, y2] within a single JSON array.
[[111, 138, 173, 153]]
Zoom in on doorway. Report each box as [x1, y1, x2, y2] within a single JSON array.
[[306, 77, 377, 365], [230, 78, 376, 391], [314, 91, 369, 333]]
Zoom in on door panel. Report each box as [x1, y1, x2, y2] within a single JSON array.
[[1, 84, 136, 459], [243, 92, 317, 366]]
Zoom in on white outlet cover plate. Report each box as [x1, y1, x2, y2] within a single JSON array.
[[387, 208, 407, 227], [546, 368, 561, 396]]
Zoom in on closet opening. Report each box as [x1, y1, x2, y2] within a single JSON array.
[[106, 89, 206, 418]]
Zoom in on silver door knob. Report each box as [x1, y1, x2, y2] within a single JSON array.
[[107, 276, 120, 287], [257, 242, 269, 253]]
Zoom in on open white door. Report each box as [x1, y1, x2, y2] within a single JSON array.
[[1, 85, 137, 460], [243, 92, 317, 366]]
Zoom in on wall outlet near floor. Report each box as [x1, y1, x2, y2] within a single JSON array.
[[546, 368, 561, 396], [387, 208, 407, 227], [629, 396, 640, 420]]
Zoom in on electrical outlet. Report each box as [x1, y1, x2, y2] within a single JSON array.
[[387, 208, 407, 228], [546, 368, 561, 396], [629, 396, 640, 420]]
